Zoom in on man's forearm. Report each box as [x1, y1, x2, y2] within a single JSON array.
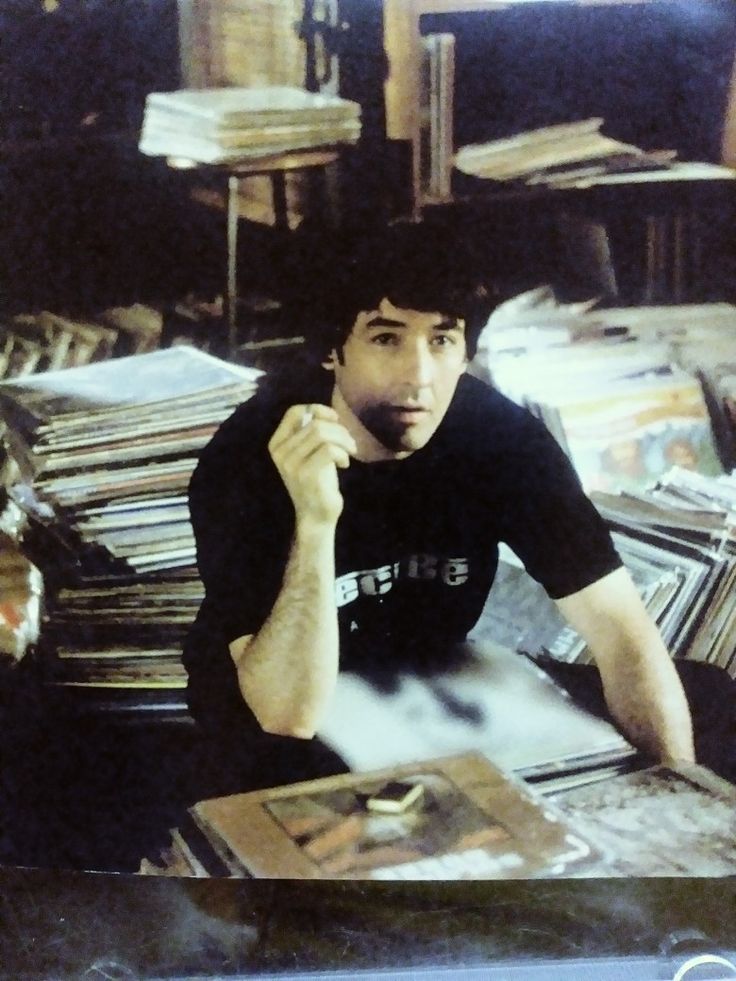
[[230, 518, 339, 739], [556, 568, 695, 764], [598, 629, 695, 763]]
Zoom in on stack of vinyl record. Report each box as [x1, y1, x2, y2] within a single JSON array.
[[141, 752, 606, 879], [480, 466, 736, 681], [476, 297, 736, 483], [139, 86, 361, 165], [0, 346, 260, 720], [590, 466, 736, 677], [481, 320, 723, 495]]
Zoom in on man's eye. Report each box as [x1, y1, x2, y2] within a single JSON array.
[[431, 334, 456, 347], [371, 333, 399, 346]]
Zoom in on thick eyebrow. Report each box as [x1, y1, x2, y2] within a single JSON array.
[[365, 316, 407, 328], [364, 315, 463, 331]]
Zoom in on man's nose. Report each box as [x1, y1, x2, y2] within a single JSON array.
[[400, 340, 434, 388]]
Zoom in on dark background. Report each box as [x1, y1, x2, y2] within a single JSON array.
[[2, 0, 736, 315]]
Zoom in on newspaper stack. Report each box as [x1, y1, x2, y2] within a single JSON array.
[[139, 86, 361, 165], [0, 346, 261, 720]]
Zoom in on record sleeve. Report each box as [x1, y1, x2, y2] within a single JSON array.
[[187, 752, 603, 880]]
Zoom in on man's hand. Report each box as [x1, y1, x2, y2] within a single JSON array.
[[226, 403, 351, 737], [269, 404, 357, 527]]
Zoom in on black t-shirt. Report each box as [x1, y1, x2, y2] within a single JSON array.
[[183, 371, 622, 733]]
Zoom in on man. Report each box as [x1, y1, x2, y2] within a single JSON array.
[[184, 223, 699, 795]]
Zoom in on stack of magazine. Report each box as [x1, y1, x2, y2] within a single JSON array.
[[139, 86, 361, 165], [0, 346, 260, 720], [140, 752, 607, 879]]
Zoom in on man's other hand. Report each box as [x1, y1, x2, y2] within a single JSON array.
[[269, 404, 357, 527]]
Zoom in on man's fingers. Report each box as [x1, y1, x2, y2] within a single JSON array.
[[267, 405, 349, 524], [302, 442, 352, 473], [269, 403, 340, 455], [271, 415, 357, 465], [277, 423, 353, 474], [271, 403, 338, 444]]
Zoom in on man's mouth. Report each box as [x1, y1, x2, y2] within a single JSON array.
[[388, 406, 430, 422]]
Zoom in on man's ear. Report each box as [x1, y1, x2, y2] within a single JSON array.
[[321, 349, 338, 371]]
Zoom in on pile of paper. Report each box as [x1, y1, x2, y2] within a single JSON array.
[[139, 85, 361, 165], [0, 346, 260, 719]]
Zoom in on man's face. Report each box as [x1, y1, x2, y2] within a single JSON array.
[[327, 298, 468, 462]]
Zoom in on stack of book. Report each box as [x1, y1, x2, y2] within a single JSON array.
[[140, 752, 606, 879], [0, 346, 260, 719], [139, 86, 361, 165]]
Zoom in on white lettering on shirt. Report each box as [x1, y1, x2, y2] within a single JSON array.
[[334, 554, 470, 608]]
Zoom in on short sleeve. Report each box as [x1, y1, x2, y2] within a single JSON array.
[[497, 416, 622, 599], [188, 398, 293, 643]]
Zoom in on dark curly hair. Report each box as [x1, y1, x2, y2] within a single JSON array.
[[288, 220, 497, 363]]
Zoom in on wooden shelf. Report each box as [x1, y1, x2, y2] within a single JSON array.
[[383, 0, 668, 216]]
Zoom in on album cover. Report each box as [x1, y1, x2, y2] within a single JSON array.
[[187, 753, 602, 880]]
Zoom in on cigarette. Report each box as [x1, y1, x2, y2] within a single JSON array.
[[301, 407, 314, 429]]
